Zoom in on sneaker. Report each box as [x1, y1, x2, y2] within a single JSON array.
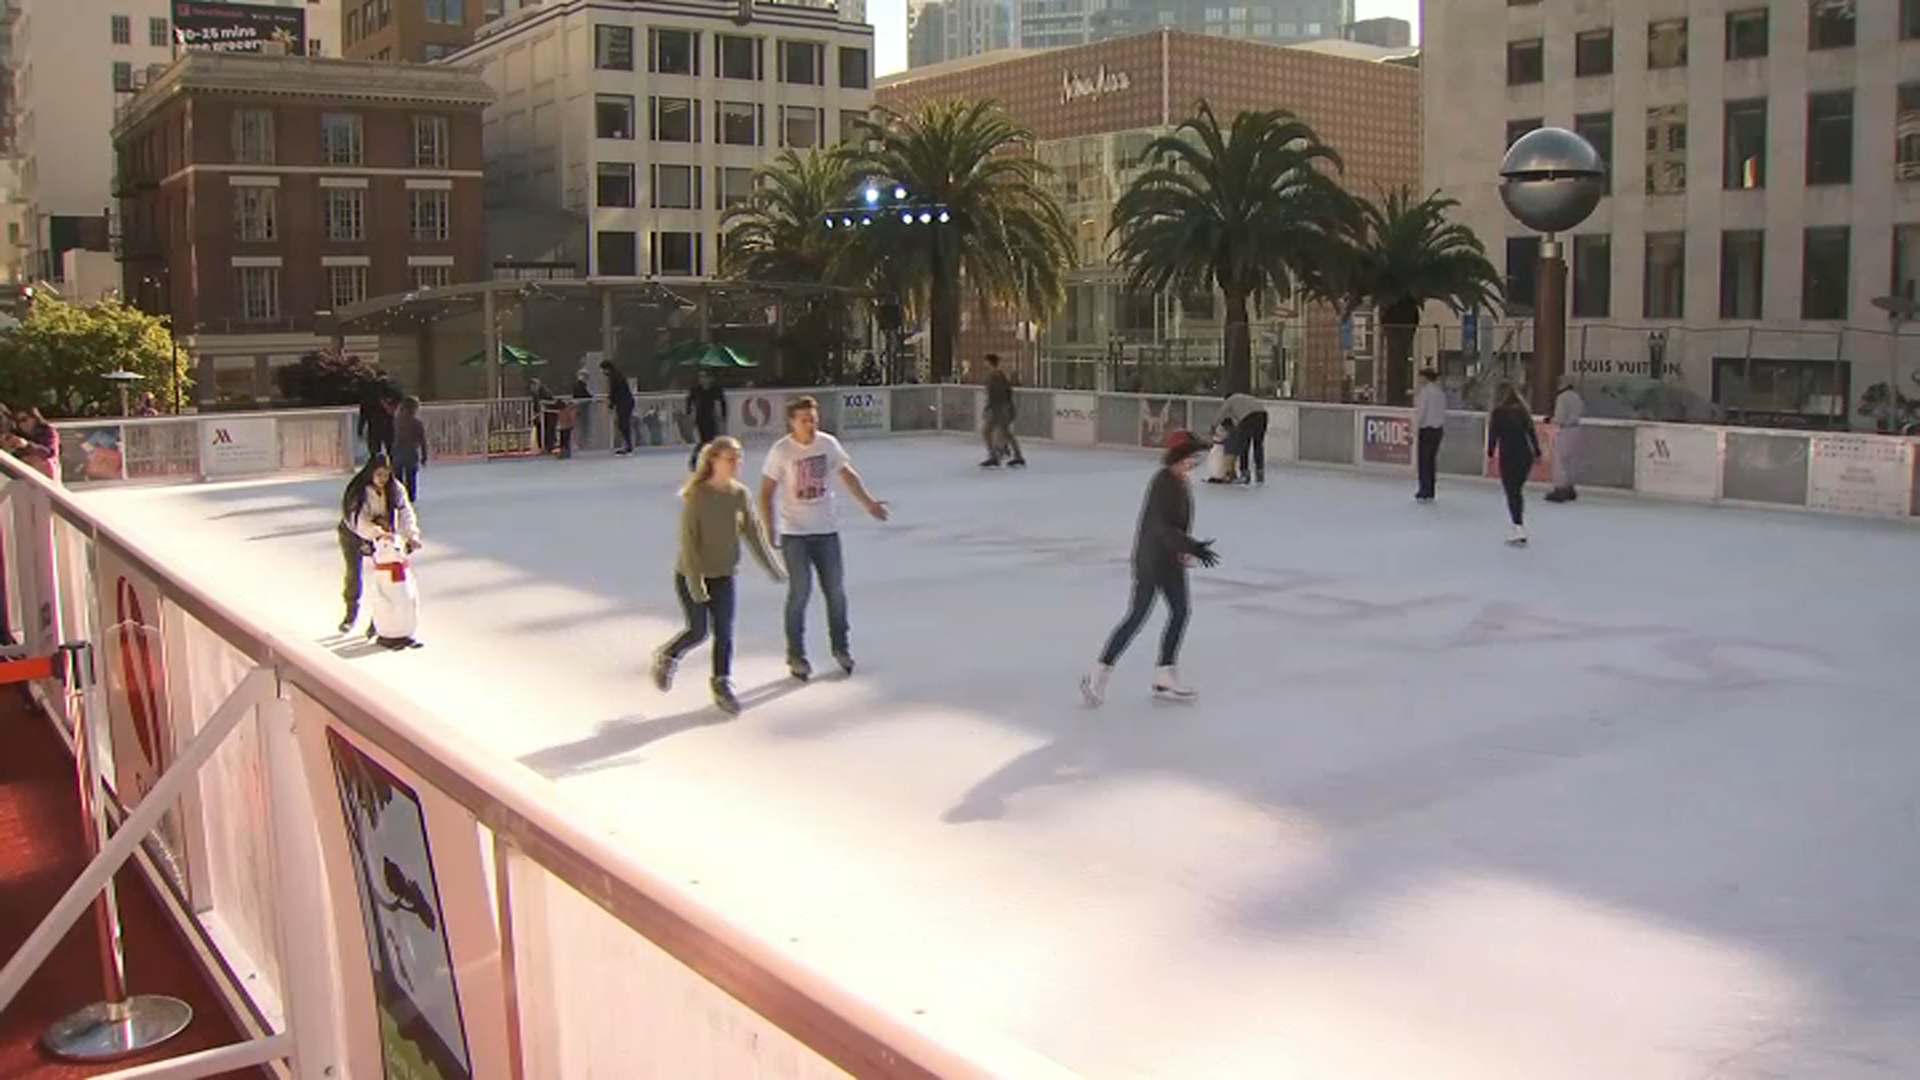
[[1506, 524, 1529, 547], [1080, 664, 1111, 707], [712, 678, 740, 716], [788, 656, 813, 682], [1152, 666, 1197, 701], [833, 651, 855, 676], [339, 607, 358, 634], [651, 650, 677, 691]]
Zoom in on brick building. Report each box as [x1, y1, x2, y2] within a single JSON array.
[[344, 0, 492, 63], [113, 51, 490, 405], [878, 30, 1420, 397]]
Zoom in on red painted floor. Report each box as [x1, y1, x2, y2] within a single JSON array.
[[0, 688, 262, 1079]]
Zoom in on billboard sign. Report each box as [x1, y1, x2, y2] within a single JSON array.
[[172, 1, 307, 54]]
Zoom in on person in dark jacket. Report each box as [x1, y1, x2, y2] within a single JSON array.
[[1213, 392, 1269, 484], [391, 396, 428, 501], [1082, 431, 1219, 706], [1486, 383, 1542, 546], [357, 386, 397, 461], [686, 371, 727, 469], [602, 359, 636, 455], [979, 353, 1026, 468]]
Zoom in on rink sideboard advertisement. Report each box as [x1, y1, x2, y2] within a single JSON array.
[[55, 387, 1920, 522]]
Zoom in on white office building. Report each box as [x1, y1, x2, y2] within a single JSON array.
[[1423, 0, 1920, 431], [453, 0, 874, 279]]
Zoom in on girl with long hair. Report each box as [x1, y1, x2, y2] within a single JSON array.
[[1082, 431, 1219, 706], [1486, 383, 1542, 546], [653, 436, 783, 714], [338, 453, 422, 638], [4, 407, 58, 480]]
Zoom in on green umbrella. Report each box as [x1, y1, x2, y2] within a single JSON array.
[[663, 341, 757, 370], [461, 343, 548, 367]]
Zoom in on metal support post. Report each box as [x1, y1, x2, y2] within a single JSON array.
[[259, 684, 345, 1078]]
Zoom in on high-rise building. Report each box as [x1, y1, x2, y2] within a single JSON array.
[[450, 0, 874, 278], [1344, 15, 1410, 48], [345, 0, 488, 63], [1423, 0, 1920, 431], [908, 0, 1013, 69], [906, 0, 1355, 68]]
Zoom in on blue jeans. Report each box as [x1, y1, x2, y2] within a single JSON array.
[[781, 532, 849, 660]]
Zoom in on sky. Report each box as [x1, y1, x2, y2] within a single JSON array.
[[871, 0, 1421, 77]]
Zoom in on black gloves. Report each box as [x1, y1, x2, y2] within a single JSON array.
[[1191, 539, 1220, 568]]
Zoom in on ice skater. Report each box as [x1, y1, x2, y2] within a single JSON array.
[[338, 454, 423, 638], [603, 359, 636, 455], [1412, 368, 1447, 502], [687, 370, 727, 469], [652, 436, 784, 715], [1082, 431, 1219, 706], [1486, 384, 1541, 547], [1212, 392, 1269, 484], [759, 396, 889, 681], [392, 395, 427, 502], [980, 353, 1026, 468], [1546, 379, 1583, 502]]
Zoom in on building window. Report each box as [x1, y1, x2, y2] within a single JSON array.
[[652, 164, 698, 209], [653, 231, 701, 276], [651, 96, 697, 142], [233, 186, 277, 242], [409, 189, 450, 242], [323, 188, 364, 241], [1571, 233, 1611, 318], [1643, 232, 1686, 318], [596, 25, 634, 70], [149, 17, 169, 46], [1806, 90, 1853, 185], [1726, 8, 1769, 58], [321, 113, 363, 166], [111, 14, 130, 44], [1506, 38, 1543, 85], [596, 162, 635, 208], [1724, 99, 1767, 189], [413, 116, 450, 168], [234, 266, 280, 322], [112, 62, 133, 92], [718, 166, 754, 208], [839, 46, 869, 89], [840, 109, 868, 144], [717, 34, 759, 79], [1897, 84, 1920, 181], [412, 264, 451, 290], [778, 40, 822, 85], [1646, 105, 1687, 194], [717, 101, 760, 146], [1574, 111, 1613, 194], [1648, 18, 1687, 68], [597, 230, 638, 276], [1574, 29, 1612, 77], [424, 0, 461, 24], [328, 265, 368, 310], [1809, 0, 1855, 49], [781, 105, 821, 148], [1505, 235, 1541, 311], [232, 109, 274, 164], [1505, 117, 1541, 148], [651, 28, 697, 75], [422, 43, 454, 60], [1905, 0, 1920, 39], [1801, 227, 1850, 319], [1720, 230, 1765, 319], [596, 94, 635, 139], [1892, 225, 1920, 300]]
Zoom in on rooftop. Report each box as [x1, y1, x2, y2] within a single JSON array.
[[112, 51, 493, 137]]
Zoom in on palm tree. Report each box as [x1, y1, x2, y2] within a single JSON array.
[[1110, 101, 1353, 396], [719, 149, 863, 381], [850, 99, 1074, 383], [1332, 186, 1504, 405]]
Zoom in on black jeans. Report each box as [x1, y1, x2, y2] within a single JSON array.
[[689, 424, 718, 469], [614, 409, 635, 452], [338, 526, 367, 612], [1098, 568, 1190, 668], [983, 407, 1021, 461], [1499, 452, 1533, 525], [1415, 426, 1443, 497], [664, 574, 738, 679], [781, 533, 849, 661], [1234, 409, 1268, 480]]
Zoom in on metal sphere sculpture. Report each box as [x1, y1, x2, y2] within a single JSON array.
[[1498, 128, 1604, 235]]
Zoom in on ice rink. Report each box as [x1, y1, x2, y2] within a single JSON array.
[[85, 435, 1920, 1078]]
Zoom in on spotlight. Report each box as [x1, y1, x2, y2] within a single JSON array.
[[918, 212, 932, 223], [894, 186, 908, 201], [824, 217, 836, 228], [864, 187, 880, 204], [937, 210, 951, 223], [900, 211, 914, 224], [860, 215, 872, 226]]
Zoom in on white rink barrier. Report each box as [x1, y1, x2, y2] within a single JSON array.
[[0, 451, 1078, 1078]]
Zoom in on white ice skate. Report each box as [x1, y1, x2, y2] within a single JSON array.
[[1152, 666, 1197, 702], [1080, 664, 1111, 707], [1505, 523, 1529, 547]]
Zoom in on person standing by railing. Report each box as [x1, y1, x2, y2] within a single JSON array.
[[1212, 392, 1268, 484], [687, 370, 727, 470], [4, 408, 58, 481], [1413, 368, 1448, 502], [603, 359, 636, 455], [358, 385, 397, 461], [1546, 381, 1584, 503], [391, 396, 428, 502], [1487, 383, 1541, 547]]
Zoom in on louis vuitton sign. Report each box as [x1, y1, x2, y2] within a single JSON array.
[[1061, 66, 1132, 104]]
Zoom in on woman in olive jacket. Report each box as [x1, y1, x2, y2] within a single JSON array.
[[1082, 431, 1219, 706]]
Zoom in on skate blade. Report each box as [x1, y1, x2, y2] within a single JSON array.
[[1505, 538, 1528, 547], [1152, 689, 1198, 703]]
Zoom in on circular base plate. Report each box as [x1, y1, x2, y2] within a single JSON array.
[[43, 995, 193, 1062]]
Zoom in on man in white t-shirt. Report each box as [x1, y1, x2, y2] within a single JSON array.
[[759, 395, 889, 681]]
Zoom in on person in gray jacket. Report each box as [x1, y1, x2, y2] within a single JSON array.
[[1546, 381, 1584, 502], [1213, 391, 1269, 484], [1412, 368, 1448, 502]]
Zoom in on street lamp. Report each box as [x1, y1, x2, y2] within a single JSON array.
[[1499, 128, 1605, 414]]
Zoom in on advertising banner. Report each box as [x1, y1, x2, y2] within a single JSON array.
[[1807, 434, 1911, 517], [732, 392, 785, 445], [1912, 440, 1920, 517], [837, 389, 890, 434], [1634, 424, 1721, 501], [172, 0, 306, 53], [59, 424, 126, 484], [1359, 412, 1413, 467], [1052, 393, 1097, 446], [1263, 404, 1299, 463], [1484, 422, 1557, 483], [200, 417, 278, 478]]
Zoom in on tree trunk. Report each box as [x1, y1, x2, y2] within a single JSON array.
[[1222, 287, 1252, 395], [1382, 300, 1421, 406], [928, 275, 959, 383]]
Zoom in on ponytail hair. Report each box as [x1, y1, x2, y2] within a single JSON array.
[[680, 435, 744, 499]]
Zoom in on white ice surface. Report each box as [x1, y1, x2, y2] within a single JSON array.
[[84, 438, 1920, 1079]]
